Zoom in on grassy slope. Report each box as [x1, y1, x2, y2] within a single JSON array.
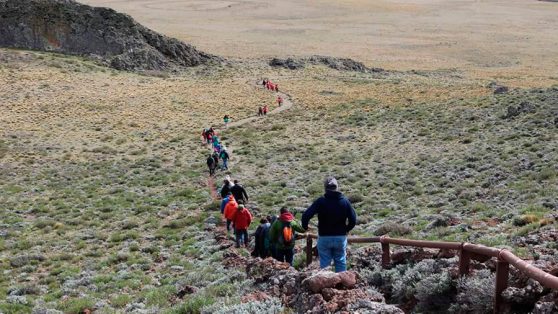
[[1, 49, 557, 313]]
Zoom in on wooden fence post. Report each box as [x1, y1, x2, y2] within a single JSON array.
[[459, 245, 471, 276], [380, 236, 390, 268], [306, 235, 313, 266], [494, 258, 509, 314]]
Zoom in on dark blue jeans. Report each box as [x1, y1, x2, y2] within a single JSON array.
[[276, 247, 295, 266], [235, 229, 248, 248]]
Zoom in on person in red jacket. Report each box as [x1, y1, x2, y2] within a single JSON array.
[[223, 196, 238, 234], [232, 203, 253, 248]]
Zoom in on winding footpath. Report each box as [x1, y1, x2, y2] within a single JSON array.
[[207, 80, 294, 200]]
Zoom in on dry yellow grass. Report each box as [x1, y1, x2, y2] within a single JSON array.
[[80, 0, 558, 86]]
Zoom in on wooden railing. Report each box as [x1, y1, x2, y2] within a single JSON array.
[[303, 234, 558, 314]]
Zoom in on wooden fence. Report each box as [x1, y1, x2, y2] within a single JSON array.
[[303, 234, 558, 314]]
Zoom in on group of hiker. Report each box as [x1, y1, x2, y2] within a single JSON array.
[[218, 175, 356, 272], [205, 80, 356, 273], [203, 127, 230, 176], [262, 79, 279, 92]]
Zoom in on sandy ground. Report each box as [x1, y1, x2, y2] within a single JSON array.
[[80, 0, 558, 79]]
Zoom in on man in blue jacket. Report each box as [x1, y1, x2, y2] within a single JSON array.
[[302, 176, 357, 272]]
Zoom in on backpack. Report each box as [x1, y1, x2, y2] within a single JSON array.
[[278, 221, 294, 246]]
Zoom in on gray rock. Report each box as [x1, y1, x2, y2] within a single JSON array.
[[7, 295, 28, 305], [0, 0, 219, 72], [10, 255, 45, 267], [348, 300, 404, 314]]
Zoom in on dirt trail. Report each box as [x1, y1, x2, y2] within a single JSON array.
[[206, 80, 294, 202], [227, 83, 293, 128]]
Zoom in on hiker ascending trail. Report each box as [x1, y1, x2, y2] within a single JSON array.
[[262, 79, 267, 87], [206, 153, 216, 176], [277, 95, 283, 106], [263, 105, 269, 116], [205, 127, 215, 144], [275, 84, 279, 92], [302, 176, 357, 272], [252, 217, 271, 258], [270, 207, 305, 266], [224, 115, 231, 128], [258, 107, 263, 116], [223, 195, 238, 234], [230, 179, 249, 204], [219, 147, 230, 170], [232, 203, 252, 248]]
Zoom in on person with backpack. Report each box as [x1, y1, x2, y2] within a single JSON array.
[[302, 176, 357, 272], [252, 218, 271, 258], [230, 180, 249, 204], [232, 203, 252, 248], [258, 107, 263, 116], [219, 147, 230, 170], [206, 154, 216, 176], [223, 115, 231, 128], [268, 214, 278, 258], [269, 207, 305, 266], [263, 105, 269, 116], [223, 195, 238, 234]]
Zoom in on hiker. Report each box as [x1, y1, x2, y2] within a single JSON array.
[[220, 147, 230, 170], [202, 128, 208, 144], [213, 142, 222, 154], [220, 177, 234, 199], [206, 128, 215, 144], [275, 84, 279, 92], [270, 207, 306, 266], [224, 115, 231, 128], [253, 218, 271, 258], [230, 179, 249, 204], [258, 107, 263, 116], [206, 154, 216, 176], [262, 79, 267, 87], [221, 193, 233, 214], [268, 215, 278, 258], [301, 176, 357, 272], [263, 105, 269, 116], [232, 203, 252, 248], [223, 195, 238, 233], [277, 96, 283, 106], [212, 151, 219, 169]]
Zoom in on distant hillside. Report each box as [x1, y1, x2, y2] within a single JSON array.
[[0, 0, 219, 71]]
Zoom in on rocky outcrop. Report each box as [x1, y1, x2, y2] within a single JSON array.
[[270, 55, 384, 73], [0, 0, 219, 71]]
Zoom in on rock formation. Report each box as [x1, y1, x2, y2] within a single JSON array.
[[0, 0, 219, 71]]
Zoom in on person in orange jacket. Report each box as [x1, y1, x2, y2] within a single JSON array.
[[232, 203, 253, 248], [223, 196, 238, 233]]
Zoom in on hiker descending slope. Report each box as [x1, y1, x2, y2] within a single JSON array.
[[232, 203, 252, 248], [223, 195, 238, 234], [223, 115, 231, 128], [206, 153, 217, 176], [220, 147, 230, 170], [220, 177, 234, 199], [269, 207, 305, 266], [302, 176, 357, 272], [230, 180, 249, 204], [252, 217, 271, 258]]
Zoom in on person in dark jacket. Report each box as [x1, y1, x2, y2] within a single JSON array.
[[206, 154, 216, 176], [253, 218, 271, 258], [230, 180, 249, 204], [302, 176, 356, 272], [220, 177, 233, 199], [220, 147, 230, 170]]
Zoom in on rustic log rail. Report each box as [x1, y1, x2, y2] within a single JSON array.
[[302, 234, 558, 314]]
